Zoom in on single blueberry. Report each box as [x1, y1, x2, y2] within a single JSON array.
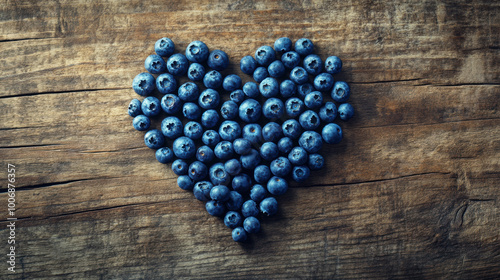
[[226, 191, 243, 211], [161, 94, 182, 115], [193, 181, 213, 201], [277, 137, 294, 154], [203, 70, 223, 89], [281, 51, 301, 69], [214, 141, 234, 161], [308, 153, 325, 171], [178, 82, 199, 102], [282, 119, 302, 139], [198, 88, 220, 110], [209, 163, 231, 186], [260, 197, 278, 216], [132, 72, 155, 96], [241, 200, 259, 217], [325, 56, 342, 74], [299, 131, 323, 153], [260, 142, 279, 161], [188, 161, 208, 181], [223, 74, 242, 92], [319, 102, 337, 123], [219, 121, 241, 141], [187, 63, 206, 81], [155, 37, 175, 57], [268, 60, 286, 78], [232, 227, 247, 242], [202, 130, 221, 147], [230, 89, 245, 104], [304, 91, 323, 110], [267, 176, 288, 195], [292, 166, 311, 182], [224, 211, 243, 229], [285, 97, 305, 118], [166, 53, 189, 76], [201, 109, 220, 129], [294, 38, 314, 56], [144, 54, 166, 74], [172, 159, 189, 175], [303, 54, 323, 76], [207, 49, 229, 71], [274, 37, 292, 53], [132, 115, 150, 131], [290, 66, 309, 85], [172, 136, 196, 159], [314, 73, 334, 92], [156, 73, 177, 94], [299, 110, 321, 130], [280, 79, 297, 99], [297, 83, 314, 99], [210, 185, 230, 202], [243, 216, 261, 234], [220, 100, 239, 120], [128, 98, 142, 117], [155, 147, 174, 164], [250, 184, 267, 203], [161, 116, 183, 139], [270, 157, 292, 177], [239, 99, 262, 123], [262, 97, 285, 120], [254, 165, 271, 184], [240, 55, 258, 75], [182, 102, 202, 120], [255, 45, 276, 66], [243, 82, 260, 98], [232, 173, 252, 193], [259, 77, 280, 98], [262, 122, 283, 143], [144, 129, 164, 149], [338, 103, 354, 121], [206, 200, 226, 217], [178, 175, 194, 190], [288, 146, 308, 166], [322, 123, 343, 144], [185, 40, 209, 63], [225, 158, 242, 176], [242, 124, 263, 144], [331, 81, 351, 103], [240, 149, 261, 170], [184, 121, 203, 140], [196, 145, 215, 163], [233, 138, 252, 155], [253, 66, 269, 83], [141, 96, 161, 117]]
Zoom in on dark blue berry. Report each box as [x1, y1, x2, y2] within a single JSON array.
[[260, 197, 278, 216], [232, 227, 247, 242], [198, 89, 220, 110], [201, 109, 220, 129], [203, 70, 223, 89], [319, 102, 337, 123], [297, 83, 314, 99], [242, 124, 263, 144], [262, 97, 285, 120], [209, 163, 231, 186], [161, 116, 183, 139], [178, 82, 199, 102], [243, 82, 260, 98], [224, 211, 243, 229], [240, 55, 258, 75], [254, 165, 271, 184], [331, 81, 351, 103], [132, 72, 155, 96], [268, 60, 285, 78], [232, 173, 252, 193], [172, 136, 196, 159], [285, 97, 305, 118], [274, 37, 292, 53], [193, 181, 213, 201], [325, 56, 342, 74], [161, 94, 182, 115], [128, 98, 142, 117], [290, 66, 309, 85], [178, 175, 194, 190], [187, 63, 206, 81], [338, 103, 354, 121], [182, 102, 201, 120], [144, 129, 164, 149], [262, 122, 283, 143], [243, 216, 261, 234], [241, 200, 259, 217], [314, 73, 334, 92], [223, 74, 242, 92], [141, 96, 161, 117], [210, 185, 230, 202], [230, 89, 245, 104], [259, 77, 280, 98], [277, 137, 294, 154], [299, 131, 323, 153], [322, 123, 343, 144], [281, 51, 301, 69], [267, 176, 288, 195], [253, 67, 269, 83], [308, 153, 325, 171], [172, 159, 189, 175], [184, 121, 203, 140], [288, 146, 308, 165], [220, 101, 239, 120], [292, 166, 311, 182], [260, 142, 279, 161], [207, 50, 229, 71], [202, 130, 220, 147], [155, 147, 174, 163], [156, 73, 177, 94], [270, 157, 292, 177], [145, 54, 166, 74], [219, 120, 241, 141], [233, 138, 252, 155], [299, 110, 321, 130], [214, 141, 234, 161], [303, 54, 323, 76], [282, 119, 302, 139], [226, 191, 243, 211], [280, 80, 297, 99], [188, 161, 208, 181], [304, 91, 323, 109], [224, 158, 242, 176], [196, 145, 215, 163], [240, 149, 261, 170], [255, 45, 276, 66], [155, 37, 175, 57], [132, 115, 150, 131], [185, 40, 209, 63], [294, 38, 314, 56], [239, 99, 262, 123], [166, 53, 188, 76], [250, 184, 267, 203], [206, 200, 226, 217]]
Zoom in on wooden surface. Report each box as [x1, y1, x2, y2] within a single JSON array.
[[1, 0, 499, 279]]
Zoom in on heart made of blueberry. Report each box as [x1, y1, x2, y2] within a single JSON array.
[[127, 37, 354, 242]]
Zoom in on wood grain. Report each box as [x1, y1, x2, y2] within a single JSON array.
[[1, 0, 499, 279]]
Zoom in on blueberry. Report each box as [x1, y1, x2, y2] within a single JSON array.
[[254, 165, 271, 184], [280, 80, 297, 99], [322, 123, 343, 144], [243, 82, 260, 98], [270, 157, 292, 177], [262, 122, 283, 143], [255, 45, 276, 66], [155, 37, 175, 57], [232, 173, 252, 193], [155, 147, 174, 164], [299, 131, 323, 153], [253, 66, 269, 83], [184, 121, 203, 140], [193, 181, 213, 201], [240, 55, 258, 75], [185, 40, 209, 63], [239, 99, 262, 123], [232, 227, 247, 242], [262, 98, 285, 120], [274, 37, 292, 53], [198, 89, 220, 110], [250, 184, 267, 203], [187, 63, 206, 81], [214, 141, 234, 161], [230, 89, 245, 104], [132, 72, 155, 96], [210, 185, 230, 202], [240, 149, 261, 169], [314, 73, 334, 92], [219, 121, 241, 141], [156, 73, 177, 94], [331, 81, 351, 103], [207, 50, 229, 71], [290, 66, 309, 85], [267, 176, 288, 195], [144, 129, 164, 149], [294, 38, 314, 56], [221, 101, 239, 120], [260, 142, 279, 161], [132, 115, 150, 131], [292, 166, 311, 182], [225, 158, 242, 176], [297, 83, 314, 99], [203, 70, 223, 89], [223, 74, 242, 92], [166, 53, 189, 76], [233, 138, 252, 155], [202, 130, 221, 147], [319, 102, 337, 123], [161, 116, 183, 139], [209, 163, 231, 186], [172, 159, 189, 175], [299, 110, 320, 130], [303, 54, 323, 76], [188, 161, 208, 181], [226, 191, 243, 211], [178, 82, 199, 102], [308, 153, 325, 171], [259, 77, 280, 98], [243, 216, 261, 234], [285, 97, 305, 118], [201, 109, 220, 129], [128, 98, 142, 117], [281, 51, 301, 69], [178, 175, 194, 190], [338, 103, 354, 121], [277, 137, 294, 154], [144, 54, 166, 74], [268, 60, 286, 78], [242, 124, 263, 144], [260, 197, 278, 216], [161, 94, 182, 115], [172, 136, 196, 159], [196, 145, 215, 163], [288, 146, 308, 165], [282, 119, 302, 139], [241, 200, 259, 217], [325, 56, 342, 74], [304, 91, 323, 109], [182, 102, 201, 120], [206, 200, 226, 217], [224, 211, 243, 229]]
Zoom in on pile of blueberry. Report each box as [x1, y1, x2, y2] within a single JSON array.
[[127, 37, 354, 242]]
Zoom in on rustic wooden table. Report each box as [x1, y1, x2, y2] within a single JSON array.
[[1, 0, 499, 279]]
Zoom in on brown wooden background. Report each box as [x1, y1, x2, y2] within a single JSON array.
[[1, 0, 499, 279]]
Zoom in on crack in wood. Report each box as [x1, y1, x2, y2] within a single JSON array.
[[0, 87, 129, 99]]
